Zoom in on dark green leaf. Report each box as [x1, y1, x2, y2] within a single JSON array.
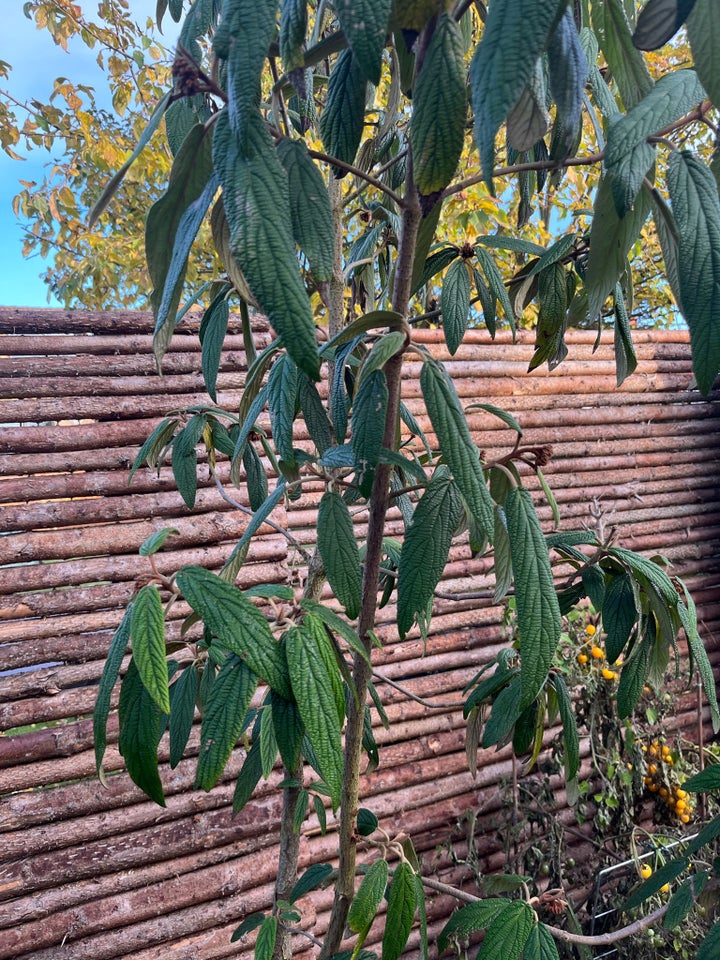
[[213, 0, 275, 140], [382, 862, 416, 960], [131, 584, 169, 714], [357, 807, 379, 837], [243, 442, 269, 512], [649, 187, 684, 312], [550, 673, 579, 781], [469, 0, 566, 184], [478, 901, 534, 960], [267, 353, 299, 466], [348, 859, 388, 936], [441, 259, 472, 355], [299, 373, 333, 456], [359, 332, 407, 386], [300, 598, 371, 666], [522, 923, 561, 960], [664, 874, 706, 930], [437, 899, 512, 954], [280, 0, 308, 72], [169, 663, 198, 768], [146, 123, 215, 365], [602, 573, 638, 663], [259, 699, 278, 779], [286, 622, 344, 808], [617, 633, 651, 718], [529, 263, 567, 372], [507, 60, 548, 153], [334, 0, 391, 84], [397, 466, 462, 638], [318, 491, 363, 620], [172, 413, 205, 509], [582, 565, 607, 612], [506, 486, 561, 707], [221, 478, 287, 581], [139, 526, 180, 556], [482, 675, 523, 748], [412, 246, 460, 296], [254, 915, 278, 960], [687, 0, 720, 109], [313, 793, 327, 835], [610, 546, 679, 605], [613, 284, 638, 385], [196, 654, 258, 790], [276, 138, 334, 281], [625, 857, 690, 908], [667, 149, 720, 395], [677, 583, 720, 732], [411, 13, 467, 199], [492, 507, 513, 604], [606, 70, 704, 216], [290, 863, 334, 904], [320, 48, 368, 176], [230, 912, 266, 943], [474, 245, 516, 329], [592, 0, 654, 109], [94, 605, 133, 779], [233, 735, 263, 813], [118, 658, 166, 806], [200, 295, 229, 401], [177, 566, 292, 699], [420, 359, 494, 539], [684, 766, 720, 792], [696, 920, 720, 960], [129, 417, 179, 482], [352, 368, 388, 498], [547, 9, 588, 161], [585, 177, 650, 319], [633, 0, 697, 50], [213, 112, 320, 380], [271, 690, 305, 772]]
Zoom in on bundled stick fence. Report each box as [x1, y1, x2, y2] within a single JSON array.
[[1, 308, 718, 959]]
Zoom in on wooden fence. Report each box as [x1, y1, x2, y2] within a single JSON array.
[[1, 308, 719, 959]]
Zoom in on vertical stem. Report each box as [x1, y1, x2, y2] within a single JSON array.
[[320, 155, 422, 960]]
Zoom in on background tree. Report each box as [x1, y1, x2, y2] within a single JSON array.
[[90, 1, 720, 959]]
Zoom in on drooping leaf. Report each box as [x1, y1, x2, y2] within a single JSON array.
[[420, 359, 494, 540], [169, 663, 198, 768], [687, 0, 720, 110], [94, 605, 133, 778], [547, 8, 588, 161], [276, 138, 334, 281], [529, 262, 567, 371], [677, 583, 720, 732], [213, 0, 276, 140], [172, 413, 205, 510], [522, 923, 561, 960], [118, 658, 166, 806], [289, 863, 334, 904], [412, 245, 460, 296], [549, 673, 579, 781], [633, 0, 698, 50], [139, 527, 180, 557], [347, 860, 388, 947], [358, 331, 407, 386], [492, 506, 513, 604], [684, 766, 720, 792], [286, 622, 344, 808], [176, 566, 292, 700], [299, 598, 371, 666], [129, 417, 179, 483], [200, 294, 229, 402], [243, 442, 269, 512], [233, 734, 263, 813], [473, 245, 516, 330], [610, 546, 679, 605], [616, 631, 651, 718], [299, 373, 333, 456], [506, 486, 561, 708], [317, 491, 363, 620], [397, 466, 462, 638], [605, 70, 704, 216], [320, 48, 368, 176], [507, 59, 548, 153], [477, 901, 535, 960], [333, 0, 391, 85], [351, 368, 389, 498], [592, 0, 654, 109], [602, 573, 638, 663], [382, 862, 417, 960], [585, 177, 650, 319], [664, 875, 706, 930], [357, 807, 379, 837], [441, 258, 472, 355], [667, 149, 720, 395], [280, 0, 308, 72], [213, 111, 320, 380], [196, 654, 258, 790], [649, 187, 684, 311], [230, 912, 266, 944], [411, 13, 467, 200], [146, 123, 215, 366], [221, 479, 288, 581], [130, 584, 170, 715], [267, 353, 299, 466], [469, 0, 566, 184], [437, 899, 512, 954], [254, 914, 278, 960], [613, 283, 638, 386]]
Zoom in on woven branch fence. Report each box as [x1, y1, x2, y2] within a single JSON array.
[[1, 308, 719, 959]]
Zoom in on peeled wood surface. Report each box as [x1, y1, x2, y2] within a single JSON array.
[[1, 309, 719, 959]]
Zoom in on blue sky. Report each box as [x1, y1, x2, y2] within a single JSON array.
[[0, 2, 178, 308]]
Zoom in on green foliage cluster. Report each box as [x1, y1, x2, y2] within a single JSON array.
[[90, 1, 720, 958]]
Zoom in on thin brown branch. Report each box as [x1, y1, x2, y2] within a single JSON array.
[[308, 149, 405, 206]]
